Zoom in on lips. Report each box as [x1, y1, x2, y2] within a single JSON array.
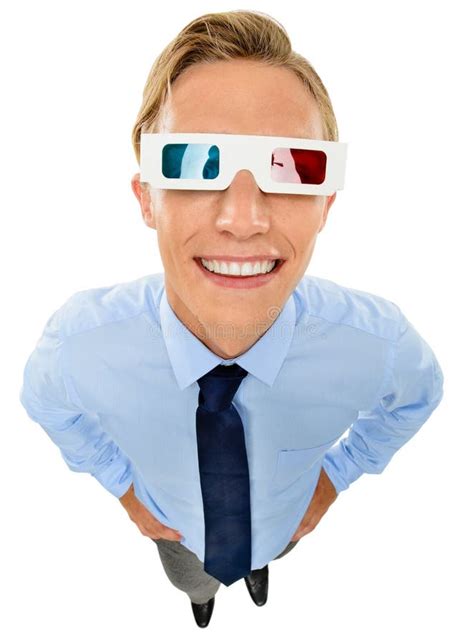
[[198, 255, 281, 263], [193, 256, 285, 289], [200, 257, 279, 276]]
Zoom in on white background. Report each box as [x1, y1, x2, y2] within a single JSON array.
[[2, 0, 472, 641]]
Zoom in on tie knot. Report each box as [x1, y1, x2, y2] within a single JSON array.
[[197, 363, 248, 412]]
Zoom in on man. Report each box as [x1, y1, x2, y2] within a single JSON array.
[[19, 10, 444, 629]]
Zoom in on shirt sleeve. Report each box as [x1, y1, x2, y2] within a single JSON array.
[[19, 309, 134, 499], [321, 309, 445, 494]]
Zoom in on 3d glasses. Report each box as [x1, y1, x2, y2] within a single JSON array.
[[140, 132, 348, 196]]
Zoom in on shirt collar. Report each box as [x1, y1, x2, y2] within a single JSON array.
[[159, 287, 296, 390]]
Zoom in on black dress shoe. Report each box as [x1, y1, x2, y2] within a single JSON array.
[[191, 596, 215, 628], [244, 565, 269, 606]]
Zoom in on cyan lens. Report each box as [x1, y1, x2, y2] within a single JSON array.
[[162, 143, 220, 179]]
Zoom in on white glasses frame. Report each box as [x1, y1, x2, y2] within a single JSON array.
[[140, 132, 348, 196]]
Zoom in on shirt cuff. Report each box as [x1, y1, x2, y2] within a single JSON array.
[[321, 441, 365, 494], [91, 455, 134, 499]]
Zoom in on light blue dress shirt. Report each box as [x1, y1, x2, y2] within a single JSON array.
[[19, 272, 444, 570]]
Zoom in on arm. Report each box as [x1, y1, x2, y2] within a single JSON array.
[[322, 308, 445, 494], [19, 309, 133, 499]]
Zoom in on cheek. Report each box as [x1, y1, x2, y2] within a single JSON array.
[[282, 208, 322, 255], [153, 196, 185, 240], [155, 210, 201, 273]]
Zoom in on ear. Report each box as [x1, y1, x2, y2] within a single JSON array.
[[319, 192, 337, 233], [131, 172, 156, 230]]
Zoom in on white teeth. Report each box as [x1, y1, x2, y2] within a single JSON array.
[[200, 258, 277, 276]]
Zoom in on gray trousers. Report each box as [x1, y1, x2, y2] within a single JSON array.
[[151, 537, 300, 604]]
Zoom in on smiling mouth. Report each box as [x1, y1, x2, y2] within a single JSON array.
[[195, 257, 283, 277]]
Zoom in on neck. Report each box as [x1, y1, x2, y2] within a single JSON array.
[[164, 281, 275, 360]]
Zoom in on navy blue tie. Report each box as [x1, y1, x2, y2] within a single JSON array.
[[196, 363, 252, 586]]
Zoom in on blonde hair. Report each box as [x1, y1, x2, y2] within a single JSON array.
[[131, 9, 339, 165]]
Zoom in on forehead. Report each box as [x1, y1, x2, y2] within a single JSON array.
[[158, 59, 324, 140]]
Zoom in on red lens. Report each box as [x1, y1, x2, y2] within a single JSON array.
[[271, 148, 327, 185]]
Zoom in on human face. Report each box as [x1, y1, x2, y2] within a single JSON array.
[[132, 59, 336, 359]]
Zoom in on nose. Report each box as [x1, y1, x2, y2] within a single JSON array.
[[214, 169, 270, 239]]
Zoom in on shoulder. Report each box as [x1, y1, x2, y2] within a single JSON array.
[[294, 273, 402, 342], [50, 273, 165, 340]]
